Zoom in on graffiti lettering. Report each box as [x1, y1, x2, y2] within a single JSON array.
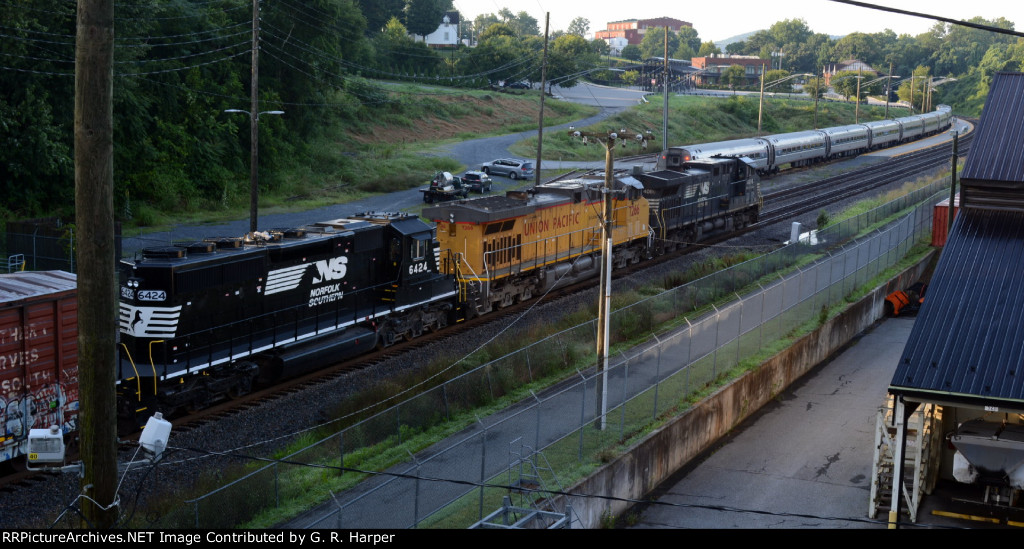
[[0, 323, 46, 345], [0, 349, 40, 371]]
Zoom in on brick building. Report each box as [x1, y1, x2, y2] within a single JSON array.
[[690, 54, 768, 87], [595, 17, 691, 54]]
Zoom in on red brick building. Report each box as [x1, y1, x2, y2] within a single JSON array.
[[690, 54, 768, 86], [595, 17, 691, 45]]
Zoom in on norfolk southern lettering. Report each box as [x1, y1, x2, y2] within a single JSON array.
[[309, 283, 344, 306]]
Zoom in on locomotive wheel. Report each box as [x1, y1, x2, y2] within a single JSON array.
[[408, 320, 423, 340], [227, 375, 253, 399], [187, 387, 210, 413], [378, 326, 398, 348]]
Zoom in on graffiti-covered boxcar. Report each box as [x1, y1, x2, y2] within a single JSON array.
[[0, 271, 78, 464]]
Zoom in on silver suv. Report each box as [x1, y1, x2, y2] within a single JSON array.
[[481, 158, 535, 180]]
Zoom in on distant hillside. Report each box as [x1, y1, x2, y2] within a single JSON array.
[[714, 30, 759, 49], [713, 30, 844, 48]]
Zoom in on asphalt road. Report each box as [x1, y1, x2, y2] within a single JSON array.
[[122, 82, 650, 255]]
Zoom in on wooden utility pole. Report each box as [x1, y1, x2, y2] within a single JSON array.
[[757, 64, 765, 135], [566, 128, 653, 430], [855, 67, 862, 124], [534, 13, 549, 187], [248, 0, 260, 232], [885, 62, 893, 119], [814, 68, 820, 128], [662, 27, 669, 154], [75, 0, 118, 528]]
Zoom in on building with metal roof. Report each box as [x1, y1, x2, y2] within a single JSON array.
[[885, 72, 1024, 523]]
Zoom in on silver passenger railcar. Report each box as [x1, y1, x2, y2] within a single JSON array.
[[896, 115, 925, 142], [862, 119, 902, 150], [666, 138, 772, 172], [765, 130, 828, 170], [820, 124, 870, 158]]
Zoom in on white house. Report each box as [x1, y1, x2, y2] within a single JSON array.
[[415, 11, 460, 48]]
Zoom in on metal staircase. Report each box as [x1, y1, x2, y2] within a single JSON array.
[[470, 438, 574, 529], [869, 396, 942, 522]]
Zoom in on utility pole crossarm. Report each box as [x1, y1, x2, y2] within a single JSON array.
[[565, 127, 653, 431]]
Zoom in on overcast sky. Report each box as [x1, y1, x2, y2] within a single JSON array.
[[449, 0, 1024, 43]]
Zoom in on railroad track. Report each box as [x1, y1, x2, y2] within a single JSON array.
[[0, 125, 972, 489]]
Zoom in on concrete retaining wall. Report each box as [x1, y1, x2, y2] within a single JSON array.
[[558, 251, 936, 529]]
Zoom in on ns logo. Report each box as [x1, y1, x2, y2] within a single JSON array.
[[312, 256, 348, 284]]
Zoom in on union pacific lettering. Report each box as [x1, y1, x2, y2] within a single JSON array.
[[523, 212, 581, 237]]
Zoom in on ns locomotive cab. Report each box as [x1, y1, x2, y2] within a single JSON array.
[[116, 212, 457, 420]]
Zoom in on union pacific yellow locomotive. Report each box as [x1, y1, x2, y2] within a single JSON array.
[[423, 175, 651, 316]]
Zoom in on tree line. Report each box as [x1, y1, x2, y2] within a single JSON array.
[[0, 2, 1019, 226]]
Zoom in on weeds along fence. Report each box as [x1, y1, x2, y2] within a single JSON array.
[[148, 179, 948, 529]]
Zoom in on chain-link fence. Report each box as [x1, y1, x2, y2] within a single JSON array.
[[153, 180, 946, 529]]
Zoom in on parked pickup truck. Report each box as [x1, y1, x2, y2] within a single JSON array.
[[421, 171, 468, 203]]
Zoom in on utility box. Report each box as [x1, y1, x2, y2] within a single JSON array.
[[27, 425, 65, 464], [932, 193, 960, 247]]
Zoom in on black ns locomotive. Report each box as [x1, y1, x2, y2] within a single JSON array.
[[116, 212, 457, 420]]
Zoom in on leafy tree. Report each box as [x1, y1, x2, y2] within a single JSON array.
[[897, 66, 932, 111], [479, 22, 516, 41], [677, 26, 701, 54], [463, 32, 531, 85], [973, 42, 1024, 100], [622, 70, 640, 86], [372, 17, 441, 74], [507, 11, 540, 36], [831, 70, 865, 100], [474, 13, 502, 37], [590, 38, 610, 56], [639, 27, 679, 59], [928, 17, 1017, 77], [405, 0, 453, 37], [802, 75, 827, 99], [356, 0, 404, 34], [621, 44, 642, 60], [567, 17, 590, 38], [674, 42, 695, 61], [547, 34, 600, 88], [764, 69, 793, 93], [832, 33, 880, 66], [720, 64, 748, 93], [725, 41, 746, 55], [697, 41, 721, 57]]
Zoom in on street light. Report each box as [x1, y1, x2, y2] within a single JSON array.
[[925, 77, 956, 112], [225, 108, 284, 233], [758, 72, 814, 135]]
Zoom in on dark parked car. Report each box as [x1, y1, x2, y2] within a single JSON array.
[[420, 171, 468, 203], [481, 158, 535, 180], [505, 81, 530, 89], [461, 171, 492, 193]]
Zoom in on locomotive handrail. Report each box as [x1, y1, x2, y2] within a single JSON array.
[[120, 342, 143, 402], [147, 340, 162, 396]]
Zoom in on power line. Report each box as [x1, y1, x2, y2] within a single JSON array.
[[827, 0, 1024, 38], [164, 444, 962, 529]]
